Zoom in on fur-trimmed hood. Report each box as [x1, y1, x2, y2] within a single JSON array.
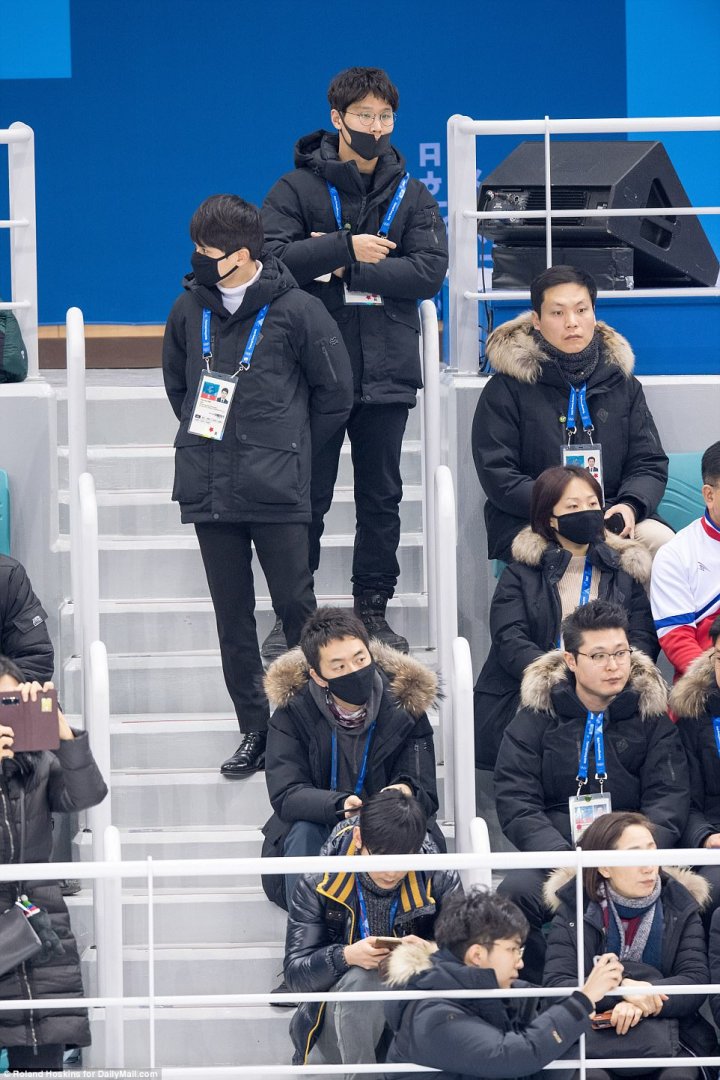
[[382, 937, 439, 987], [669, 649, 719, 720], [264, 640, 438, 716], [543, 864, 711, 913], [520, 647, 668, 718], [486, 312, 634, 385], [510, 528, 651, 586]]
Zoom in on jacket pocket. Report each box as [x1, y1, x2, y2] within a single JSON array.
[[172, 430, 211, 505], [235, 424, 301, 505]]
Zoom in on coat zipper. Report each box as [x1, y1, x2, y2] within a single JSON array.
[[19, 962, 37, 1048], [0, 785, 15, 861]]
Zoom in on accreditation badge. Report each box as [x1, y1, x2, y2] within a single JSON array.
[[568, 791, 612, 842], [561, 442, 604, 500], [343, 283, 384, 306], [187, 371, 237, 441]]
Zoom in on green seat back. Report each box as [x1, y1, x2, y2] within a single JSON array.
[[0, 470, 9, 556], [657, 453, 705, 534]]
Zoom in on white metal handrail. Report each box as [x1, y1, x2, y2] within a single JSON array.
[[447, 113, 720, 373], [0, 123, 39, 378], [66, 307, 88, 654], [451, 637, 477, 870], [78, 471, 100, 662], [433, 466, 458, 824], [419, 299, 441, 650]]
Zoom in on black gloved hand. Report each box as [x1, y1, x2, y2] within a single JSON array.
[[27, 907, 64, 965]]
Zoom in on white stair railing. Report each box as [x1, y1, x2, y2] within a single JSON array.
[[420, 299, 442, 650], [434, 466, 458, 824], [451, 637, 477, 869], [0, 123, 39, 379], [66, 307, 88, 654]]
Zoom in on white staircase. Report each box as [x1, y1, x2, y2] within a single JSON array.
[[54, 372, 433, 1069]]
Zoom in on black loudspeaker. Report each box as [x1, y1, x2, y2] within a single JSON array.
[[478, 141, 719, 288]]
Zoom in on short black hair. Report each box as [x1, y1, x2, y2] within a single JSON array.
[[327, 67, 399, 113], [710, 614, 720, 646], [701, 441, 720, 486], [562, 599, 630, 656], [189, 194, 263, 260], [530, 265, 598, 315], [300, 606, 370, 673], [578, 811, 655, 901], [435, 887, 529, 962], [0, 655, 25, 684], [530, 465, 603, 543], [358, 790, 427, 855]]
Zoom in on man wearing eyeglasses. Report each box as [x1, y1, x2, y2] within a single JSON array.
[[262, 66, 448, 658], [492, 599, 689, 982]]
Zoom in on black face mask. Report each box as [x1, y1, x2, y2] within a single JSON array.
[[555, 509, 605, 545], [341, 124, 391, 161], [191, 251, 238, 288], [325, 661, 376, 706]]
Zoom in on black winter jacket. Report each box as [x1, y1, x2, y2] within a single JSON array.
[[261, 642, 441, 905], [543, 868, 715, 1056], [0, 733, 108, 1048], [670, 649, 720, 847], [384, 941, 594, 1080], [262, 131, 448, 405], [472, 314, 669, 560], [0, 556, 53, 682], [707, 906, 720, 1028], [474, 529, 659, 770], [162, 254, 353, 523], [285, 820, 461, 1065], [494, 651, 688, 852]]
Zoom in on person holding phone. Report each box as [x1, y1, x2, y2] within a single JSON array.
[[0, 656, 108, 1073]]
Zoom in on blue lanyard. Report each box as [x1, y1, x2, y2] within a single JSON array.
[[713, 718, 720, 759], [331, 721, 377, 796], [577, 710, 607, 790], [566, 383, 593, 439], [201, 304, 269, 375], [355, 879, 400, 940], [579, 557, 593, 606], [325, 172, 410, 237]]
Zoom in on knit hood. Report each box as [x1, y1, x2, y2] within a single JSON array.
[[510, 528, 651, 586], [264, 640, 438, 716], [669, 649, 719, 720], [543, 865, 711, 913], [486, 312, 634, 385], [520, 648, 668, 718]]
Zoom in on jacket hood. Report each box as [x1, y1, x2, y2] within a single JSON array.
[[384, 944, 498, 1033], [264, 640, 438, 715], [669, 649, 718, 720], [520, 648, 668, 718], [510, 528, 651, 586], [486, 312, 634, 384], [181, 253, 296, 317], [293, 129, 406, 190], [383, 938, 440, 987], [543, 865, 711, 913]]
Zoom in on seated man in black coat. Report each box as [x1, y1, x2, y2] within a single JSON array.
[[283, 790, 461, 1073], [494, 599, 689, 982], [384, 886, 623, 1080], [261, 606, 440, 911]]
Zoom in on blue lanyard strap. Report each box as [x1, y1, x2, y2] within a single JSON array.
[[713, 718, 720, 759], [325, 173, 410, 237], [201, 309, 213, 362], [331, 721, 377, 796], [326, 182, 344, 231], [577, 710, 607, 791], [201, 304, 269, 376], [355, 880, 400, 940], [566, 383, 593, 439], [579, 557, 593, 607]]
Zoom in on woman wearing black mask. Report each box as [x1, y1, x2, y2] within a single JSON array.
[[474, 466, 658, 770]]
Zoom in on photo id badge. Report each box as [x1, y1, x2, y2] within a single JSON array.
[[569, 791, 612, 841], [561, 442, 604, 499], [343, 283, 384, 306], [187, 371, 237, 441]]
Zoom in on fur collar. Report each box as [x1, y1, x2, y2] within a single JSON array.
[[543, 865, 711, 913], [486, 312, 634, 384], [669, 649, 718, 720], [384, 938, 438, 987], [264, 640, 438, 716], [520, 648, 668, 718], [510, 528, 651, 586]]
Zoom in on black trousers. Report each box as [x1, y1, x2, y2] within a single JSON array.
[[195, 521, 316, 733], [309, 402, 410, 598], [7, 1043, 64, 1071]]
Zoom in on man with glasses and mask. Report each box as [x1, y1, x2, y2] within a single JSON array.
[[261, 66, 447, 658], [492, 599, 689, 982]]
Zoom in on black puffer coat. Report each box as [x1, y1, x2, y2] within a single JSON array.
[[0, 556, 53, 682], [670, 649, 720, 847], [262, 131, 447, 405], [162, 254, 353, 523], [286, 820, 461, 1065], [474, 529, 658, 769], [0, 733, 108, 1048], [472, 314, 669, 560], [494, 651, 688, 851], [384, 941, 594, 1080], [543, 867, 715, 1057]]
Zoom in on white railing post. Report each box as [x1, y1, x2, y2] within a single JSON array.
[[469, 816, 492, 890], [434, 466, 458, 824], [420, 300, 441, 650], [87, 641, 112, 851], [451, 638, 476, 877], [99, 825, 125, 1068], [447, 115, 479, 375], [78, 472, 100, 671], [67, 308, 87, 655], [7, 123, 38, 380]]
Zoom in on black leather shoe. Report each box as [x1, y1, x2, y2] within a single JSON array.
[[260, 618, 288, 665], [220, 732, 267, 778]]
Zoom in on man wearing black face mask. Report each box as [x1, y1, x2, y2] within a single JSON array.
[[259, 607, 441, 913], [261, 67, 448, 659]]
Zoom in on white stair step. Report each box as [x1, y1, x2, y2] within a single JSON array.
[[110, 768, 272, 828]]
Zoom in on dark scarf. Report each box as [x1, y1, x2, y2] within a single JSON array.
[[600, 877, 664, 969], [535, 328, 601, 387]]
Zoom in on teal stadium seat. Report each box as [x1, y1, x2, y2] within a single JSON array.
[[0, 470, 9, 556], [657, 453, 705, 534]]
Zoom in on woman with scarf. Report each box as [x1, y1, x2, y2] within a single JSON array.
[[474, 465, 658, 770], [543, 811, 714, 1079]]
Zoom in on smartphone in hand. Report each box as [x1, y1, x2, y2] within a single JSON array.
[[0, 689, 59, 752]]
